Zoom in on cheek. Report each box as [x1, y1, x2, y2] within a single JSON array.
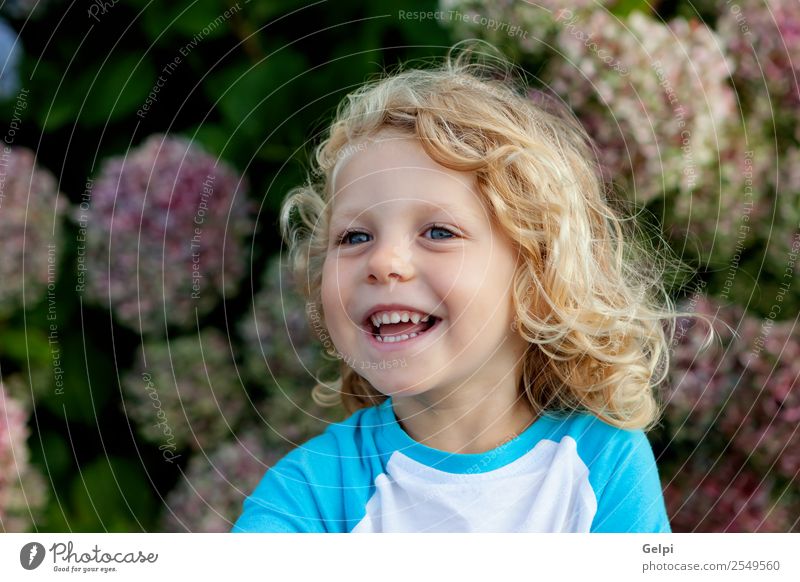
[[320, 261, 354, 340], [457, 272, 515, 337]]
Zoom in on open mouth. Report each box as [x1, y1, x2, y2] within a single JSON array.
[[363, 315, 441, 344]]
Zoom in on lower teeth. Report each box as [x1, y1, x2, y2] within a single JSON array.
[[377, 331, 418, 343]]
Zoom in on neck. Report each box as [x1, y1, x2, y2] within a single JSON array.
[[390, 380, 537, 454]]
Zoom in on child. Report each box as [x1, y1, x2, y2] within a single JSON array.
[[233, 41, 713, 533]]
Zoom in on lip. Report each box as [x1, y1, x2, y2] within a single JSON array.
[[363, 316, 443, 352], [361, 303, 435, 326]]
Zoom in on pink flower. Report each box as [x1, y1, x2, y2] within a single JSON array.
[[77, 134, 255, 334], [0, 147, 64, 318]]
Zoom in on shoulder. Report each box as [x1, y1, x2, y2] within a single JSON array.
[[270, 402, 383, 475], [541, 411, 659, 490], [542, 410, 651, 453], [232, 404, 383, 533], [546, 412, 670, 533]]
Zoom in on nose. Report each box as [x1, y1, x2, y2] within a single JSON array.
[[367, 232, 415, 285]]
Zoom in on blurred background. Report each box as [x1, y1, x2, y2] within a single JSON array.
[[0, 0, 797, 532]]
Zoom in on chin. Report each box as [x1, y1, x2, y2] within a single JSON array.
[[368, 379, 434, 400]]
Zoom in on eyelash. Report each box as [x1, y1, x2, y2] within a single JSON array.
[[334, 224, 457, 246]]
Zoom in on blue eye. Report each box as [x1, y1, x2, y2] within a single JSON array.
[[336, 230, 370, 245], [334, 224, 457, 246], [428, 225, 455, 239]]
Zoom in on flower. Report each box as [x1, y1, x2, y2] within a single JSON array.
[[720, 317, 800, 480], [662, 451, 794, 532], [663, 294, 744, 444], [239, 253, 333, 391], [122, 329, 248, 452], [239, 254, 344, 447], [160, 428, 286, 532], [0, 378, 48, 532], [438, 0, 601, 61], [77, 134, 255, 334], [0, 147, 64, 319], [719, 0, 800, 110], [546, 11, 760, 266]]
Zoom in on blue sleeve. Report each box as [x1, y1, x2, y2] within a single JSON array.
[[231, 444, 327, 533], [590, 429, 672, 533]]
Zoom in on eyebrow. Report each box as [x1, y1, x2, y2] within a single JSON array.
[[331, 200, 484, 224]]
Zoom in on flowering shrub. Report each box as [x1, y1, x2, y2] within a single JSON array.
[[437, 0, 600, 61], [0, 378, 47, 532], [0, 147, 64, 318], [719, 0, 800, 110], [721, 317, 800, 481], [160, 428, 285, 532], [239, 254, 344, 446], [717, 0, 800, 277], [659, 295, 799, 531], [78, 134, 255, 334], [548, 11, 760, 266], [122, 329, 247, 452], [662, 451, 796, 532], [239, 254, 331, 389], [662, 294, 742, 444]]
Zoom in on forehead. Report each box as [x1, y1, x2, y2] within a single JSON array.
[[330, 135, 486, 222]]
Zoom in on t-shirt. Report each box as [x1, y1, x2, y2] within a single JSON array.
[[232, 397, 672, 533]]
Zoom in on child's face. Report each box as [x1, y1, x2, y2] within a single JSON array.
[[321, 132, 528, 400]]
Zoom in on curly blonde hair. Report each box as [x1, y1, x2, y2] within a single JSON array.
[[279, 40, 716, 431]]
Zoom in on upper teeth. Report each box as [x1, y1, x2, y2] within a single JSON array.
[[370, 310, 431, 328]]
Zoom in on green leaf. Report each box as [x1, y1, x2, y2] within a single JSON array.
[[27, 59, 84, 131], [190, 123, 234, 159], [39, 333, 113, 425], [205, 50, 308, 141], [80, 53, 156, 126], [140, 0, 236, 42], [610, 0, 653, 18], [0, 326, 50, 368], [30, 430, 72, 479], [70, 457, 157, 531]]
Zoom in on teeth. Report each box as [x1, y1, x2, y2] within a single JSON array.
[[369, 310, 433, 328], [376, 332, 418, 343]]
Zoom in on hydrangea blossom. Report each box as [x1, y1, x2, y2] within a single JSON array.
[[720, 317, 800, 480], [546, 10, 760, 266], [662, 294, 744, 444], [0, 147, 64, 318], [239, 254, 331, 389], [438, 0, 601, 61], [763, 145, 800, 276], [239, 254, 345, 447], [662, 452, 795, 532], [0, 378, 47, 532], [160, 428, 285, 532], [78, 134, 255, 334], [658, 292, 799, 531], [122, 329, 248, 452], [718, 0, 800, 110]]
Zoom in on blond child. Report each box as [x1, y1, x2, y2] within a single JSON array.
[[233, 41, 710, 533]]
